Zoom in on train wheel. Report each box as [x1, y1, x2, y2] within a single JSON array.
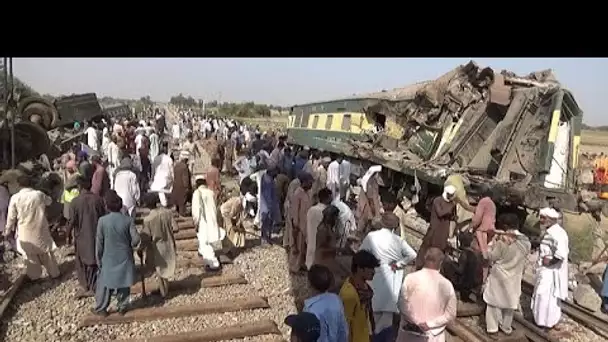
[[18, 96, 58, 130], [12, 121, 51, 162]]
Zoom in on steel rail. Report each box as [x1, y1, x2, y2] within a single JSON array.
[[400, 222, 608, 339]]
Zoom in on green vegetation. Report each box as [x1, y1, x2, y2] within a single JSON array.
[[168, 94, 287, 118]]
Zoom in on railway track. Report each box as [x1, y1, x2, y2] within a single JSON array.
[[397, 221, 608, 341], [0, 206, 287, 342]]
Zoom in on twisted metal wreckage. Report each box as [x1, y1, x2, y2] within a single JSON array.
[[347, 61, 586, 212]]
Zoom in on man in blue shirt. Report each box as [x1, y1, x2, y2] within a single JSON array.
[[303, 264, 348, 342]]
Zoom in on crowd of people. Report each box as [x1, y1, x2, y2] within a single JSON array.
[[0, 107, 602, 342]]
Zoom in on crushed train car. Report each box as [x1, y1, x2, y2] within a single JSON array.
[[102, 103, 132, 119], [0, 92, 105, 166], [287, 61, 584, 212]]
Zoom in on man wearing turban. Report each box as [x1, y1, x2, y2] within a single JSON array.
[[531, 207, 569, 332]]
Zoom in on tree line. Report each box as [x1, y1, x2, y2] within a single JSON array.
[[168, 93, 287, 117]]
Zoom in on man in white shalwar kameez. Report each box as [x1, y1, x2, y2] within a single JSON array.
[[326, 158, 341, 202], [107, 137, 121, 188], [134, 130, 145, 157], [531, 207, 569, 331], [148, 129, 159, 161], [113, 159, 141, 218], [150, 144, 174, 207], [192, 174, 225, 270], [360, 210, 417, 341]]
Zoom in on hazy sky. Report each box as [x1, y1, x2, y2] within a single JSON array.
[[13, 58, 608, 125]]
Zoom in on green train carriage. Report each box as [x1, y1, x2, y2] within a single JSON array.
[[286, 61, 584, 215]]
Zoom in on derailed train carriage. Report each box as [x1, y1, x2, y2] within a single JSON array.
[[287, 61, 592, 224]]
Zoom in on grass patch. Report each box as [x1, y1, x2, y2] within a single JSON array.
[[582, 129, 608, 146], [564, 213, 598, 263], [568, 225, 595, 263]]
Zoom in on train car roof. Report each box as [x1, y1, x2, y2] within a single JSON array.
[[291, 61, 582, 116]]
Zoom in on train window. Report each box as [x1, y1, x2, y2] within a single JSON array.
[[312, 115, 320, 128], [325, 115, 334, 129], [342, 114, 352, 131]]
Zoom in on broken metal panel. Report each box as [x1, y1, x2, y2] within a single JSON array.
[[571, 113, 582, 169], [495, 88, 553, 184], [287, 60, 585, 210], [54, 93, 104, 126]]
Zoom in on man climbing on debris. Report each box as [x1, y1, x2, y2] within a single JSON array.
[[531, 207, 569, 333]]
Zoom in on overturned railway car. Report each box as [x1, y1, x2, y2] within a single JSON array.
[[287, 61, 585, 214], [0, 92, 105, 166]]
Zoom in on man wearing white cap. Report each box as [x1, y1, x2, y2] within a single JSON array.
[[531, 207, 569, 332], [191, 174, 223, 271]]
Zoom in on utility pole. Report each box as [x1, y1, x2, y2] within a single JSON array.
[[2, 57, 15, 168]]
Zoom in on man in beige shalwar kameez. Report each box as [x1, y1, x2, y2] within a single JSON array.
[[141, 193, 179, 297], [220, 194, 245, 249], [355, 165, 383, 237], [311, 157, 330, 203], [288, 173, 313, 273], [3, 172, 60, 280], [283, 177, 301, 248], [483, 214, 531, 337]]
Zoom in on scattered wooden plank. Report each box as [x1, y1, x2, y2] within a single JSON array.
[[136, 216, 193, 225], [0, 274, 26, 318], [130, 274, 248, 295], [176, 240, 198, 251], [174, 229, 196, 241], [80, 296, 270, 327], [201, 274, 246, 287], [176, 258, 204, 268], [119, 319, 281, 342], [456, 300, 483, 317]]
